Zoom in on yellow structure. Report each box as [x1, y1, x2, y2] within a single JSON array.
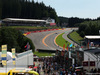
[[1, 45, 7, 66], [0, 68, 39, 75]]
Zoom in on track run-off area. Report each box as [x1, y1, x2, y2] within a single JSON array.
[[27, 28, 78, 50]]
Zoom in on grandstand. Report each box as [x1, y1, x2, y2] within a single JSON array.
[[85, 35, 100, 47], [2, 18, 56, 26]]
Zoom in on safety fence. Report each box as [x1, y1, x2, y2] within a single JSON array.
[[23, 28, 65, 36]]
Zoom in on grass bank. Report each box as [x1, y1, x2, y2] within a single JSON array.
[[68, 31, 83, 44], [56, 33, 70, 48], [34, 51, 53, 57]]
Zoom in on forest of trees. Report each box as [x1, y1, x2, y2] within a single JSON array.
[[58, 17, 68, 27], [58, 16, 100, 37], [0, 27, 35, 52], [78, 20, 100, 37], [0, 0, 59, 23], [0, 0, 100, 28], [59, 16, 100, 27], [58, 16, 94, 27], [68, 17, 92, 27]]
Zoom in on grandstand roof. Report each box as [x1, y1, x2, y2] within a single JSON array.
[[85, 36, 100, 39], [3, 18, 46, 22]]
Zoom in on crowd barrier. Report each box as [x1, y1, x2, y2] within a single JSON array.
[[23, 28, 64, 36]]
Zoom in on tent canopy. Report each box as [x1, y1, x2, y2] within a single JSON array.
[[85, 36, 100, 39]]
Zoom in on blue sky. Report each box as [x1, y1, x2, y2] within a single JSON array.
[[34, 0, 100, 19]]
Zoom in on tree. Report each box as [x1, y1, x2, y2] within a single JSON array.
[[58, 17, 68, 27], [78, 24, 87, 33], [0, 29, 1, 45], [80, 31, 85, 37], [0, 0, 2, 19], [97, 17, 100, 20], [0, 28, 20, 52], [78, 20, 100, 36], [84, 26, 91, 35], [0, 27, 26, 52], [68, 17, 85, 27], [0, 0, 59, 21]]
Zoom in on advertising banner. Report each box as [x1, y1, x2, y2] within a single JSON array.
[[1, 45, 7, 66], [12, 48, 16, 65]]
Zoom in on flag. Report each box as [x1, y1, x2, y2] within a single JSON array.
[[1, 45, 7, 66], [81, 46, 83, 48], [12, 48, 16, 65], [69, 51, 71, 58], [66, 45, 69, 51], [77, 52, 79, 58], [90, 42, 94, 47], [25, 45, 27, 48], [69, 44, 73, 47], [61, 51, 64, 56], [56, 49, 59, 55], [63, 44, 65, 51], [87, 41, 89, 49], [25, 42, 30, 50]]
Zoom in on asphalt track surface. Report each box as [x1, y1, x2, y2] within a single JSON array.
[[27, 28, 77, 50], [62, 29, 78, 47]]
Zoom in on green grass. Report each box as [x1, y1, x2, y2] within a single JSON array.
[[56, 33, 70, 48], [34, 51, 53, 57], [69, 31, 83, 44]]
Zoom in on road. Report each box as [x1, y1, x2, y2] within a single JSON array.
[[62, 30, 78, 46], [27, 28, 78, 50]]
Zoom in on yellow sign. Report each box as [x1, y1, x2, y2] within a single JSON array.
[[2, 61, 6, 65], [12, 48, 16, 65], [1, 45, 7, 66]]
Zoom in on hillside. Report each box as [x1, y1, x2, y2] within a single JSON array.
[[0, 0, 59, 23], [78, 20, 100, 37]]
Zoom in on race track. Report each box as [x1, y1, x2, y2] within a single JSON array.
[[27, 28, 77, 50]]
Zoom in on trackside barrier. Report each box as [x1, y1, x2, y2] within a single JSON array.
[[37, 49, 56, 53], [67, 30, 80, 46], [23, 28, 65, 36]]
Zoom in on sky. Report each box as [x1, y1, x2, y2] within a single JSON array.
[[34, 0, 100, 19]]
